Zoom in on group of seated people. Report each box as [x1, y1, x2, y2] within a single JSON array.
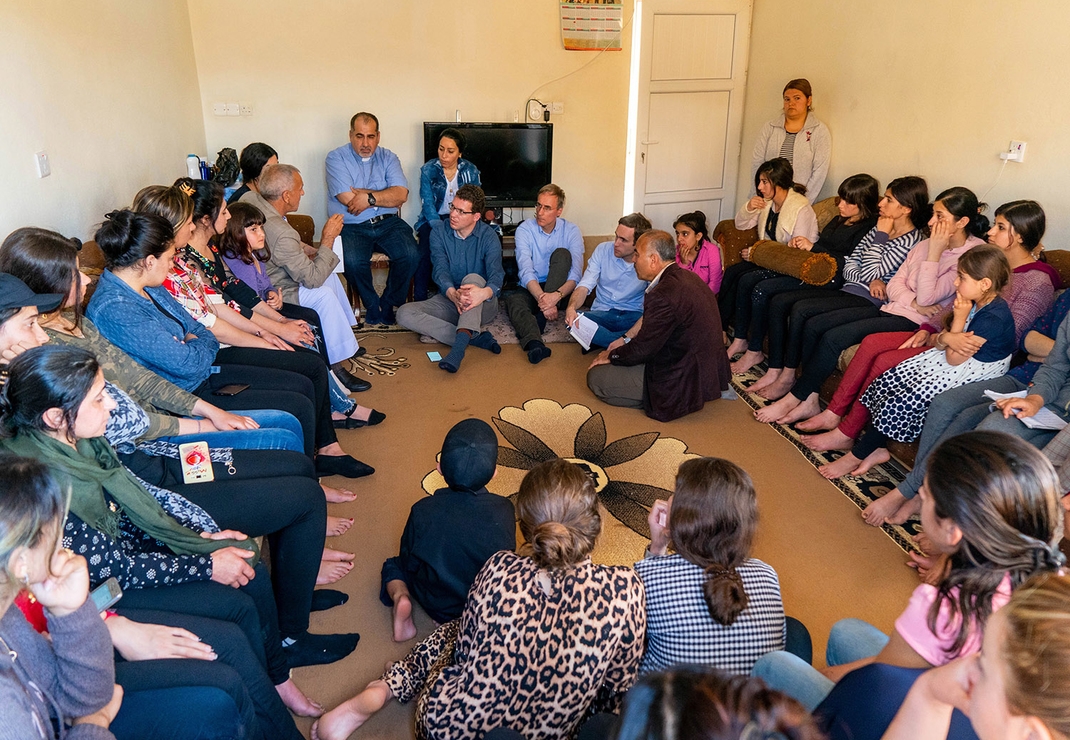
[[6, 366, 1068, 740], [7, 88, 1070, 740]]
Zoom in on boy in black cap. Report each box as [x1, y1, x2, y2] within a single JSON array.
[[380, 418, 515, 641]]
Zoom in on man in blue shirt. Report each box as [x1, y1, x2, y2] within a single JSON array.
[[505, 183, 584, 364], [565, 212, 652, 351], [396, 185, 505, 373], [325, 112, 418, 325]]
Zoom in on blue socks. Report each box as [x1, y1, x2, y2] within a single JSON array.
[[440, 330, 473, 373]]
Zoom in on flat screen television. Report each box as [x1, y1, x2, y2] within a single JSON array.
[[422, 122, 553, 208]]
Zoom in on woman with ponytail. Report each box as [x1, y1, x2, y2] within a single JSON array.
[[637, 458, 785, 675], [751, 430, 1065, 713], [313, 458, 646, 740]]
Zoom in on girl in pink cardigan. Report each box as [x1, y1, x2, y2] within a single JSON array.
[[674, 210, 723, 294]]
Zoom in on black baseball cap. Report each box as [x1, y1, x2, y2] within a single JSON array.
[[0, 273, 64, 314]]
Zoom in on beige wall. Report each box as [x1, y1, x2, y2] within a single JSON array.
[[187, 0, 633, 237], [0, 1, 206, 242], [739, 0, 1070, 247]]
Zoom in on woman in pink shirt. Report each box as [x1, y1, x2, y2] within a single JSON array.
[[750, 430, 1065, 711], [674, 211, 723, 294]]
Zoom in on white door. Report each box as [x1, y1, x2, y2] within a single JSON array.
[[629, 0, 752, 233]]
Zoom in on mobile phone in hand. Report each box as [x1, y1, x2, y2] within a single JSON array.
[[90, 577, 123, 612]]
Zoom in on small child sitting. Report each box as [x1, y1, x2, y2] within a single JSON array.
[[380, 418, 516, 641]]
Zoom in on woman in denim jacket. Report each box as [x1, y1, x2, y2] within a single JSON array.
[[414, 128, 481, 300]]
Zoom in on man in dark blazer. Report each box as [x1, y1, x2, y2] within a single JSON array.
[[586, 229, 732, 421]]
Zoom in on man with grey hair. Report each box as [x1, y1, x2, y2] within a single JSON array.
[[242, 163, 370, 390], [587, 229, 732, 422]]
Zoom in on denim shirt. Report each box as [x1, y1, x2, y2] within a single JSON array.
[[86, 268, 220, 392], [416, 158, 482, 232]]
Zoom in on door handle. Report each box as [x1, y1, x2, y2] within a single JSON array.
[[640, 140, 659, 145]]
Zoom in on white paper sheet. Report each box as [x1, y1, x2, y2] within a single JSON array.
[[567, 313, 600, 351]]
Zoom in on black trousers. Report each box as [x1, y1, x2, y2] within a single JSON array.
[[790, 309, 918, 400], [119, 449, 325, 638], [764, 285, 843, 368], [114, 607, 302, 740], [718, 261, 766, 329], [280, 301, 331, 365]]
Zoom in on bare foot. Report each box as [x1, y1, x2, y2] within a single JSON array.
[[323, 484, 357, 503], [726, 337, 748, 357], [392, 594, 417, 642], [327, 516, 354, 537], [776, 393, 822, 425], [861, 487, 907, 526], [800, 428, 854, 452], [731, 350, 766, 375], [311, 681, 393, 740], [887, 495, 921, 525], [756, 372, 797, 400], [818, 453, 861, 480], [317, 559, 354, 585], [754, 394, 800, 423], [323, 547, 355, 562], [850, 447, 890, 476], [277, 678, 323, 718], [747, 368, 782, 393], [795, 408, 843, 433]]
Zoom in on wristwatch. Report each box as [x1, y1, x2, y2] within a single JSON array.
[[367, 192, 377, 207]]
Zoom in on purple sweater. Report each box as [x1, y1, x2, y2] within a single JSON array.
[[222, 254, 277, 301]]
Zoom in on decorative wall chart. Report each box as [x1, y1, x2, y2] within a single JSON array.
[[560, 1, 623, 51]]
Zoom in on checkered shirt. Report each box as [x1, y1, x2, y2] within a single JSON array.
[[634, 554, 786, 675]]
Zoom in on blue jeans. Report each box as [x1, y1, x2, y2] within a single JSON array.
[[340, 216, 418, 322], [582, 308, 643, 349], [751, 618, 890, 711], [328, 372, 357, 414], [159, 408, 304, 452]]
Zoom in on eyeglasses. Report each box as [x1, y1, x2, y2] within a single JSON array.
[[449, 204, 477, 216], [533, 203, 558, 213]]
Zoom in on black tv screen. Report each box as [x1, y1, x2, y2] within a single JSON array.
[[423, 122, 553, 208]]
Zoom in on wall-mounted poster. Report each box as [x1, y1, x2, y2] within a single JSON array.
[[560, 1, 623, 51]]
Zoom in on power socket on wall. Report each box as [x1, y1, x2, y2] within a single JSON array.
[[1000, 140, 1026, 162]]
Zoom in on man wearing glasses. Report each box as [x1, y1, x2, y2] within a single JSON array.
[[505, 183, 585, 364], [396, 185, 505, 373]]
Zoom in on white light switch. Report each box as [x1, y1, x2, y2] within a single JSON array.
[[212, 102, 227, 116], [225, 103, 240, 117], [35, 150, 51, 178]]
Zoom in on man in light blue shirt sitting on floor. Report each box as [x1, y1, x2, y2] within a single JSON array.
[[505, 183, 585, 364], [325, 111, 418, 325], [565, 212, 651, 351]]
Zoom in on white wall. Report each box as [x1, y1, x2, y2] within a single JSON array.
[[187, 0, 634, 237], [0, 1, 206, 242], [739, 0, 1070, 246]]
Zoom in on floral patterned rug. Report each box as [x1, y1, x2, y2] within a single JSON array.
[[348, 337, 410, 377], [421, 399, 698, 567], [730, 364, 921, 555]]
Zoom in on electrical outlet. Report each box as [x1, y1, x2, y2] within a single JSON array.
[[35, 150, 51, 178], [1000, 140, 1026, 163], [225, 103, 240, 117], [239, 102, 253, 116], [551, 101, 564, 114], [527, 101, 544, 121], [212, 102, 227, 116]]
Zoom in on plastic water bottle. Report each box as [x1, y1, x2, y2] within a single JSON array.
[[186, 154, 201, 179]]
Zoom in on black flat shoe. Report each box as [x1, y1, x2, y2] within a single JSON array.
[[333, 408, 387, 429], [335, 366, 372, 392], [353, 346, 367, 358], [282, 631, 360, 668], [311, 589, 349, 612], [316, 455, 375, 479]]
